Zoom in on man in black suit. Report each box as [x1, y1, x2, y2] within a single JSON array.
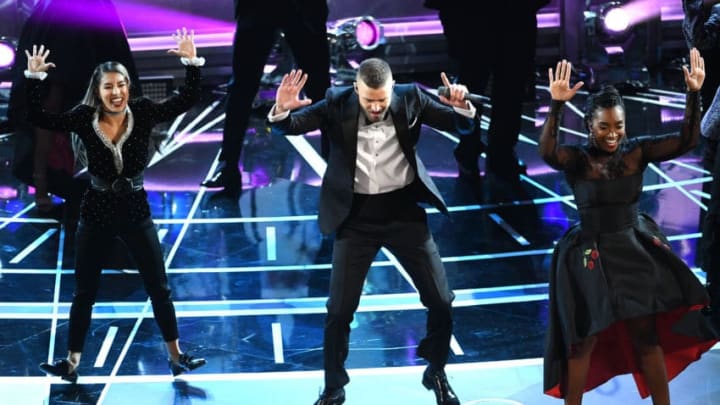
[[201, 0, 331, 194], [268, 58, 476, 405]]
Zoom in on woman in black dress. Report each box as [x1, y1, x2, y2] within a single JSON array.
[[26, 28, 206, 382], [540, 48, 717, 405]]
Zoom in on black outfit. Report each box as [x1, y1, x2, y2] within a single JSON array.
[[425, 1, 549, 178], [268, 84, 476, 391], [9, 0, 141, 193], [540, 96, 718, 399], [683, 0, 720, 313], [209, 0, 330, 190], [26, 65, 201, 352], [700, 86, 720, 317]]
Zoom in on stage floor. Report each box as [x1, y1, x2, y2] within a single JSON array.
[[0, 74, 718, 404]]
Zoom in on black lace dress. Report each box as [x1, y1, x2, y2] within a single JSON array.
[[540, 94, 718, 399]]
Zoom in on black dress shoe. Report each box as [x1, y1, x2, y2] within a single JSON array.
[[201, 168, 241, 192], [313, 387, 345, 405], [422, 368, 460, 405], [39, 359, 78, 383], [169, 352, 207, 376]]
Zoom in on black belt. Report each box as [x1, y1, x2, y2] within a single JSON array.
[[90, 175, 144, 194]]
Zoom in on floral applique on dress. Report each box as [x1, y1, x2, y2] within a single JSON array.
[[652, 236, 671, 250], [584, 248, 600, 270]]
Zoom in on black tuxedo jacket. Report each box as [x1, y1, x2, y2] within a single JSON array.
[[269, 84, 476, 235]]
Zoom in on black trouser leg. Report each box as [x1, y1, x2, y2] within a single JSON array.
[[323, 225, 378, 389], [220, 21, 278, 171], [68, 223, 113, 352], [282, 12, 331, 159], [385, 218, 455, 369], [120, 219, 179, 342]]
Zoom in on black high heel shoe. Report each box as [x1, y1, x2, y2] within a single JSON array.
[[39, 359, 78, 383], [169, 353, 207, 376]]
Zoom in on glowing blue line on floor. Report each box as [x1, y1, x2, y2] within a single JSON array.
[[520, 175, 577, 209], [623, 95, 685, 109], [266, 226, 277, 261], [666, 159, 709, 174], [157, 228, 168, 242], [1, 269, 706, 319], [0, 176, 709, 226], [284, 134, 328, 176], [442, 248, 554, 262], [450, 335, 464, 356], [0, 202, 40, 230], [692, 189, 711, 199], [95, 326, 119, 367], [648, 87, 686, 97], [488, 213, 531, 246], [518, 133, 538, 146], [154, 214, 319, 224], [642, 176, 710, 191], [647, 163, 706, 210], [46, 225, 65, 367], [166, 112, 186, 138], [272, 322, 284, 364], [0, 288, 551, 319], [9, 229, 57, 264], [149, 104, 224, 168]]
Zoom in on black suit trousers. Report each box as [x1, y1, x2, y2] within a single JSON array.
[[322, 204, 455, 389], [221, 17, 330, 167]]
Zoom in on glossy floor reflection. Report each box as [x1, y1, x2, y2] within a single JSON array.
[[1, 75, 718, 404]]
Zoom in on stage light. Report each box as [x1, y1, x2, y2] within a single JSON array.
[[603, 7, 630, 32], [0, 38, 16, 69], [579, 1, 650, 92], [328, 16, 385, 84], [330, 16, 385, 52], [353, 17, 384, 51], [596, 2, 632, 43]]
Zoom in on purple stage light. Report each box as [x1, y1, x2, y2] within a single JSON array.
[[116, 0, 235, 38], [0, 40, 15, 69], [355, 17, 383, 50], [0, 186, 18, 200], [603, 7, 630, 33], [355, 20, 380, 49]]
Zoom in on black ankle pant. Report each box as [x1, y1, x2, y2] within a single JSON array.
[[68, 218, 178, 352]]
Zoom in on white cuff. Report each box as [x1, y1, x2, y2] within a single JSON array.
[[24, 70, 48, 80], [453, 101, 476, 118], [181, 57, 206, 67], [268, 104, 290, 122]]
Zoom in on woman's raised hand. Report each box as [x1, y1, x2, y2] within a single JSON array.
[[167, 27, 197, 59], [683, 48, 705, 92], [24, 44, 56, 73], [548, 60, 583, 102]]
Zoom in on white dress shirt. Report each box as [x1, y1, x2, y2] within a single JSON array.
[[353, 113, 413, 194], [268, 98, 476, 195]]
